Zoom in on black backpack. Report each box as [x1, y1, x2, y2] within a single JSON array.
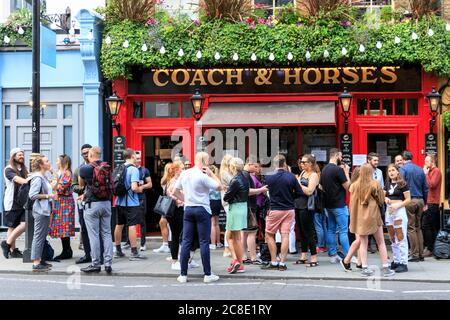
[[17, 177, 42, 210], [112, 164, 130, 197], [16, 181, 31, 209]]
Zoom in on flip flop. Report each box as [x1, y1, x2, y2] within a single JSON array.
[[307, 262, 319, 267], [294, 259, 307, 265]]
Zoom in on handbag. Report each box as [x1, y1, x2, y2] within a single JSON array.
[[307, 188, 324, 213], [154, 195, 176, 218], [247, 208, 258, 229]]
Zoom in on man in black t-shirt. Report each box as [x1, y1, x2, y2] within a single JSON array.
[[320, 148, 351, 263], [1, 148, 29, 259]]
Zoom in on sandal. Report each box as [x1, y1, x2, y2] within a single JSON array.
[[294, 259, 307, 264], [307, 262, 319, 267], [243, 258, 252, 265]]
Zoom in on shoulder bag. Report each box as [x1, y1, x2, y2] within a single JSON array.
[[153, 185, 176, 218]]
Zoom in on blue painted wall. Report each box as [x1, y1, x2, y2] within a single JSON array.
[[0, 49, 84, 88]]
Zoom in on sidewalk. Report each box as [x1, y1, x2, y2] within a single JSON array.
[[0, 234, 449, 283]]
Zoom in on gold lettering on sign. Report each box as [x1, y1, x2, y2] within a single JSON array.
[[172, 69, 190, 86], [361, 67, 378, 84], [380, 67, 398, 84], [190, 70, 207, 86], [153, 69, 169, 87], [283, 69, 301, 85], [323, 68, 341, 84], [342, 67, 359, 84], [255, 69, 273, 85], [226, 69, 243, 85], [303, 68, 321, 85], [207, 69, 224, 86]]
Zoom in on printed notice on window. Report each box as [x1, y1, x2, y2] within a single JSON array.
[[352, 154, 367, 166], [311, 149, 327, 162]]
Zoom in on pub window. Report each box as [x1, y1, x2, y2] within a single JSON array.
[[182, 101, 192, 118], [407, 99, 419, 115], [357, 98, 367, 115], [382, 99, 393, 115], [133, 101, 143, 118], [369, 99, 381, 116], [144, 101, 180, 118], [395, 99, 406, 115], [253, 0, 294, 17]]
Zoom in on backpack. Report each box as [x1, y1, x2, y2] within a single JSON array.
[[433, 230, 450, 259], [112, 164, 130, 197], [42, 240, 54, 262], [90, 161, 113, 200], [16, 181, 31, 209], [20, 177, 43, 211]]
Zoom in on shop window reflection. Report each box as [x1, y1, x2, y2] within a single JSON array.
[[407, 99, 419, 115], [382, 99, 393, 115], [357, 99, 367, 115], [370, 99, 381, 116], [133, 101, 143, 118]]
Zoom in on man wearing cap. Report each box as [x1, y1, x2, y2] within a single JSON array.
[[1, 148, 29, 259]]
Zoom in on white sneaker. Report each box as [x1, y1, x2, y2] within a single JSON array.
[[140, 245, 147, 252], [330, 254, 342, 264], [171, 261, 181, 271], [209, 244, 216, 250], [177, 275, 188, 283], [216, 243, 224, 248], [204, 273, 219, 283], [223, 251, 231, 257], [153, 244, 170, 253], [351, 256, 358, 264], [188, 259, 200, 269]]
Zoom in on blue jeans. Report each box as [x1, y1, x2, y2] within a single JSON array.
[[314, 212, 327, 248], [326, 207, 350, 256], [180, 206, 212, 276]]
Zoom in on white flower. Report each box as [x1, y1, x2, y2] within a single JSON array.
[[446, 24, 450, 32], [427, 28, 434, 37], [359, 44, 365, 52], [376, 41, 382, 49], [196, 50, 202, 59], [105, 36, 111, 45], [269, 53, 275, 61], [178, 48, 184, 57], [122, 40, 129, 48], [159, 46, 166, 54], [251, 53, 257, 61], [305, 50, 311, 60], [287, 52, 293, 60], [323, 50, 329, 58], [141, 43, 148, 52], [3, 35, 10, 44], [214, 52, 220, 60], [341, 47, 348, 56], [394, 36, 401, 44], [233, 52, 239, 61], [411, 32, 418, 40], [18, 27, 24, 35]]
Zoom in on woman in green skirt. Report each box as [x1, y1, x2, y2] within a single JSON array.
[[223, 158, 249, 274]]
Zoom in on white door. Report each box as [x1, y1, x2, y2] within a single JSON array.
[[16, 126, 58, 165]]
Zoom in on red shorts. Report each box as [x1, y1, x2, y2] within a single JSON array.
[[265, 209, 295, 235]]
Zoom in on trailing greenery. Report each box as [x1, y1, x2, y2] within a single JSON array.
[[101, 14, 450, 80], [0, 8, 33, 47]]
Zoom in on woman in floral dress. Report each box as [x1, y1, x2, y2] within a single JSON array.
[[50, 154, 75, 260]]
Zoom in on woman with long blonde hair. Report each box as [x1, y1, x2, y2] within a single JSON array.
[[219, 154, 234, 257], [346, 164, 394, 277], [153, 163, 172, 254]]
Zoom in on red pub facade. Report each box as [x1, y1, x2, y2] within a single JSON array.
[[112, 65, 439, 232]]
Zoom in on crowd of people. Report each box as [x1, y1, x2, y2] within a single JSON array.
[[0, 144, 443, 281]]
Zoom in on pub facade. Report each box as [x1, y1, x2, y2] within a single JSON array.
[[111, 65, 440, 231]]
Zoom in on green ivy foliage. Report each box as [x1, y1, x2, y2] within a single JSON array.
[[101, 15, 450, 80], [0, 8, 33, 47]]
